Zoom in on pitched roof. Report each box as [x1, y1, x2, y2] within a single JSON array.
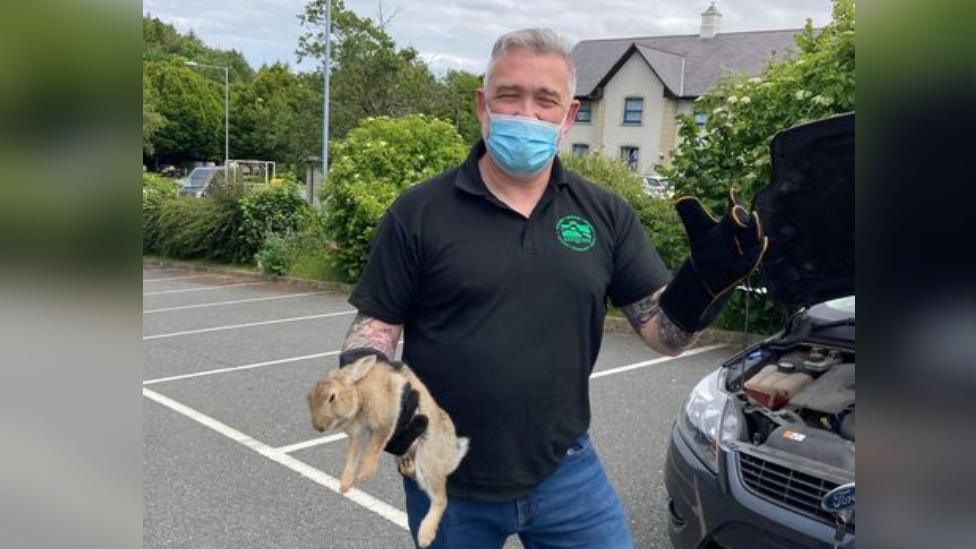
[[572, 29, 803, 99]]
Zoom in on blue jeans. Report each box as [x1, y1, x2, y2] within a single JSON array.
[[403, 433, 634, 548]]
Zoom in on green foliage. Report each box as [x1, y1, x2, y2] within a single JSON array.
[[298, 0, 473, 140], [143, 61, 223, 162], [142, 173, 179, 253], [143, 78, 166, 156], [230, 64, 323, 170], [322, 114, 466, 281], [561, 153, 688, 271], [233, 183, 311, 263], [254, 210, 342, 280], [657, 0, 854, 333], [437, 70, 484, 146], [142, 16, 254, 83], [154, 197, 237, 259]]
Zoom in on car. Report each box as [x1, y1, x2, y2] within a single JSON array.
[[664, 113, 855, 549], [642, 174, 673, 198], [178, 166, 225, 198]]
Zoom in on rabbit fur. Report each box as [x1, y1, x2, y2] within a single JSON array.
[[307, 354, 469, 547]]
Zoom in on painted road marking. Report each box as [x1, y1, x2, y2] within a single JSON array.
[[144, 291, 331, 314], [143, 282, 266, 296], [143, 310, 356, 341], [143, 388, 408, 530], [143, 351, 340, 385]]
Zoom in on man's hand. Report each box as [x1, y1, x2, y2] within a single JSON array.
[[659, 189, 768, 334]]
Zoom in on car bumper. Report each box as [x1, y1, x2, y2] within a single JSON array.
[[664, 424, 854, 549]]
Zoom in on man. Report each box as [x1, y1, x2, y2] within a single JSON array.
[[338, 28, 766, 548]]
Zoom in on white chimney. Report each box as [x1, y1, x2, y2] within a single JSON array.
[[700, 2, 721, 39]]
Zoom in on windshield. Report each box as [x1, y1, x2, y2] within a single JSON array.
[[184, 168, 215, 187]]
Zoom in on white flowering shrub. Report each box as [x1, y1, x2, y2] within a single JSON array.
[[322, 114, 467, 281]]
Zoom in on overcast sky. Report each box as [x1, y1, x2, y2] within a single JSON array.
[[143, 0, 832, 75]]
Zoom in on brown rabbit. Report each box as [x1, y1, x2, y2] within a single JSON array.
[[307, 355, 469, 547]]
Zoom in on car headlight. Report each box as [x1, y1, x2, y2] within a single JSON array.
[[676, 370, 740, 473]]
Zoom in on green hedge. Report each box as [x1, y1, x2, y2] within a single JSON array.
[[322, 114, 467, 281], [143, 175, 310, 265], [142, 173, 179, 254]]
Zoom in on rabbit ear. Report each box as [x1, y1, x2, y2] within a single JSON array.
[[345, 354, 377, 383]]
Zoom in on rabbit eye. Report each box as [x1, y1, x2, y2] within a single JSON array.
[[328, 393, 336, 403]]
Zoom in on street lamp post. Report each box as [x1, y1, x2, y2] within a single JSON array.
[[185, 61, 230, 174], [321, 1, 332, 202]]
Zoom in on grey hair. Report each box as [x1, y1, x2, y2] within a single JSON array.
[[484, 28, 577, 101]]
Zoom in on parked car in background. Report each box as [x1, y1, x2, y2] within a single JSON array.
[[665, 113, 855, 549], [642, 174, 673, 198], [178, 166, 225, 198]]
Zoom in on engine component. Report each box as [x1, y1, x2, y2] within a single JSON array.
[[744, 364, 814, 410], [789, 362, 855, 415], [764, 424, 855, 471], [802, 347, 843, 373]]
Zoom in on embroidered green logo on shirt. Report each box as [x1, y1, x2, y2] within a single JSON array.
[[556, 215, 596, 251]]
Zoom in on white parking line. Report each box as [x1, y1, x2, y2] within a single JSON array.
[[143, 282, 266, 296], [143, 351, 341, 385], [589, 344, 727, 379], [272, 343, 729, 453], [143, 388, 408, 530], [277, 433, 349, 454], [143, 274, 216, 283], [144, 291, 331, 314], [143, 310, 356, 340]]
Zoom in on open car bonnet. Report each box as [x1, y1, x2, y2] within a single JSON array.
[[753, 112, 855, 308]]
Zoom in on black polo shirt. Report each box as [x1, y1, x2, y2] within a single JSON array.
[[349, 140, 670, 501]]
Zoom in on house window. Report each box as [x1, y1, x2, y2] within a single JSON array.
[[620, 146, 639, 171], [572, 143, 590, 156], [623, 97, 643, 125], [575, 101, 592, 123], [694, 113, 709, 128]]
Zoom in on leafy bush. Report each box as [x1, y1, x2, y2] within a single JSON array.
[[229, 183, 310, 264], [322, 114, 467, 281], [142, 173, 179, 253], [561, 153, 688, 271], [254, 209, 344, 281], [154, 197, 236, 259]]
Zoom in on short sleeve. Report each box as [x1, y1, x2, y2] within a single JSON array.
[[607, 202, 672, 307], [348, 210, 420, 325]]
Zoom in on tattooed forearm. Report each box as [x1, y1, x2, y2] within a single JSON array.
[[621, 288, 697, 355], [341, 312, 402, 357]]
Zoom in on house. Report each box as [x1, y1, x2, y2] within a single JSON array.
[[563, 3, 802, 176]]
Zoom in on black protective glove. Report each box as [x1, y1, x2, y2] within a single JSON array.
[[659, 189, 769, 334], [338, 348, 428, 456]]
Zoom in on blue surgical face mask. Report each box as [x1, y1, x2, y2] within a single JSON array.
[[484, 111, 566, 177]]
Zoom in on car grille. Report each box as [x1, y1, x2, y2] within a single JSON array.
[[738, 452, 852, 527]]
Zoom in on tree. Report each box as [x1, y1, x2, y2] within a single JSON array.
[[143, 16, 254, 83], [143, 72, 166, 157], [144, 62, 223, 162], [297, 0, 448, 138], [436, 70, 484, 146], [230, 64, 324, 170]]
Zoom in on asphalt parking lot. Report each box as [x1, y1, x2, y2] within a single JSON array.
[[143, 264, 739, 549]]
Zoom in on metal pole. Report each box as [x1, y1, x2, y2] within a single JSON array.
[[224, 66, 230, 172], [322, 1, 332, 197]]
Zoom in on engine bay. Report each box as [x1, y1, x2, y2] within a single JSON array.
[[726, 343, 855, 472]]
